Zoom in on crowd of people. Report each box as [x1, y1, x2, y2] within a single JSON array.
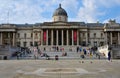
[[12, 46, 112, 61], [76, 46, 97, 59]]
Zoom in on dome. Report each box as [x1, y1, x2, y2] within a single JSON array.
[[53, 4, 68, 17]]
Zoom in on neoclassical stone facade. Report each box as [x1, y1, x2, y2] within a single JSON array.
[[0, 4, 120, 49]]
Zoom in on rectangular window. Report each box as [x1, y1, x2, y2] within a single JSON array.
[[17, 42, 20, 47], [31, 33, 33, 38], [101, 33, 103, 38], [113, 33, 116, 37], [88, 41, 91, 45], [94, 41, 97, 46], [94, 33, 96, 38], [35, 33, 38, 39], [18, 33, 20, 38], [24, 33, 26, 38], [30, 42, 33, 46], [88, 33, 90, 37], [82, 41, 86, 46], [23, 42, 27, 47], [83, 33, 85, 38], [34, 41, 38, 46]]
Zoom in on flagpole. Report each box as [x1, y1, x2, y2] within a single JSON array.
[[7, 11, 9, 24]]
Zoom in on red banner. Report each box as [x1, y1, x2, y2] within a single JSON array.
[[43, 31, 46, 42], [74, 30, 77, 42]]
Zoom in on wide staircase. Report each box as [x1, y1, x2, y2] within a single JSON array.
[[0, 45, 19, 60], [42, 51, 80, 60], [22, 50, 106, 60], [11, 46, 107, 60]]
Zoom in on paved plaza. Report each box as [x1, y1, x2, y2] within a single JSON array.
[[0, 60, 120, 78]]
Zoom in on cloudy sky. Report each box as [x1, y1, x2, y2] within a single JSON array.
[[0, 0, 120, 24]]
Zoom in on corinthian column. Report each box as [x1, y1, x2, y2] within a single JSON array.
[[8, 33, 10, 45], [46, 30, 48, 45], [51, 30, 53, 45], [56, 30, 58, 45], [0, 32, 2, 45], [13, 32, 15, 46], [77, 30, 79, 45], [72, 30, 74, 45], [110, 32, 112, 45], [41, 30, 43, 45], [86, 32, 88, 46], [33, 32, 35, 46], [106, 32, 108, 44], [62, 30, 64, 45], [67, 30, 69, 45], [118, 32, 120, 44]]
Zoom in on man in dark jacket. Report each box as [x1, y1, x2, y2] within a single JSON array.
[[108, 51, 111, 61]]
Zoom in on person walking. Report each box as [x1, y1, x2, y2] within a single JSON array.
[[108, 50, 111, 61], [77, 46, 79, 53]]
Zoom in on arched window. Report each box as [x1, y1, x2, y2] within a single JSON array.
[[65, 17, 67, 21], [101, 33, 103, 38], [94, 33, 96, 38], [59, 16, 61, 21]]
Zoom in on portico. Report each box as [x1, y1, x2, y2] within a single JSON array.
[[42, 29, 79, 46], [0, 32, 16, 46], [0, 24, 16, 46], [104, 31, 120, 45]]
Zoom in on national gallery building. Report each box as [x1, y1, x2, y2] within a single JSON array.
[[0, 4, 120, 51]]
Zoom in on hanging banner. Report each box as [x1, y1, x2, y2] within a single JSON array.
[[74, 30, 77, 42], [43, 31, 46, 42]]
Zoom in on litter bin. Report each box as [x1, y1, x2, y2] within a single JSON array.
[[55, 55, 59, 60], [4, 56, 7, 60]]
